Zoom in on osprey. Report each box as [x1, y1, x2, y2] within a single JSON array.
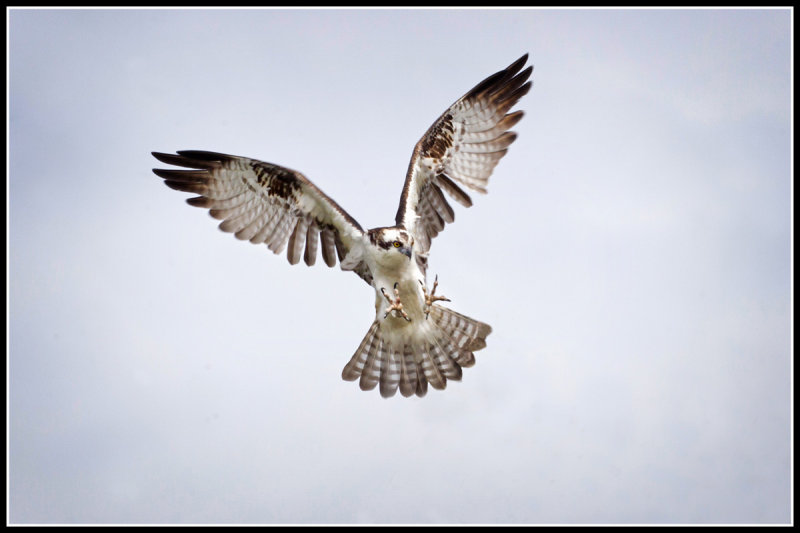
[[152, 54, 532, 398]]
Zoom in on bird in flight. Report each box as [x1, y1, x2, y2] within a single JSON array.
[[152, 54, 532, 398]]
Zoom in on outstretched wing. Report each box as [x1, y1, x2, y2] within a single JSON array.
[[152, 150, 365, 272], [395, 54, 532, 265]]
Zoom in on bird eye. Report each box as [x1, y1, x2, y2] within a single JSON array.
[[393, 241, 402, 248]]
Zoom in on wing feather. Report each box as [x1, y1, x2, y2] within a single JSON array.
[[152, 150, 365, 273], [287, 216, 310, 265], [267, 211, 296, 254], [190, 190, 250, 211], [319, 228, 337, 267], [304, 222, 319, 266], [234, 208, 269, 241], [249, 205, 281, 245], [395, 54, 532, 260]]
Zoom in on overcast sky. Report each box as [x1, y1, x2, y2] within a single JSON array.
[[8, 7, 792, 525]]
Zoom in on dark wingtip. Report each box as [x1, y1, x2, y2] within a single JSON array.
[[176, 150, 230, 162], [152, 150, 224, 170], [152, 151, 179, 165], [508, 53, 529, 72], [152, 168, 173, 180], [467, 53, 531, 100]]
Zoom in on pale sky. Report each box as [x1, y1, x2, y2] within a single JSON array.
[[8, 8, 792, 525]]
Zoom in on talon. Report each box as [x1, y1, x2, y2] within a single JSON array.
[[420, 274, 450, 319], [382, 284, 411, 322]]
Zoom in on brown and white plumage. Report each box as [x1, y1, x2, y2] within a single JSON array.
[[152, 55, 532, 398], [151, 150, 374, 283], [341, 305, 492, 397], [396, 54, 532, 271]]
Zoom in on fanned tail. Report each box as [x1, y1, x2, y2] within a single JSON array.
[[341, 307, 491, 398], [427, 305, 492, 366]]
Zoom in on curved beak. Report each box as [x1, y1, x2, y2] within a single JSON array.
[[401, 246, 412, 260]]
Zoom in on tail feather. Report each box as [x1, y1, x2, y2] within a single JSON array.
[[380, 346, 402, 398], [415, 362, 428, 397], [429, 339, 463, 380], [416, 343, 446, 390], [399, 344, 418, 397], [359, 337, 384, 391], [428, 305, 492, 353], [341, 321, 378, 381], [454, 349, 476, 368], [342, 306, 491, 398], [469, 337, 487, 351]]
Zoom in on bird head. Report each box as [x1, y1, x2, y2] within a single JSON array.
[[368, 227, 414, 260]]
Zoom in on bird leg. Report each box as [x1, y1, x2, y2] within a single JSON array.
[[381, 282, 411, 322], [419, 274, 450, 319]]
